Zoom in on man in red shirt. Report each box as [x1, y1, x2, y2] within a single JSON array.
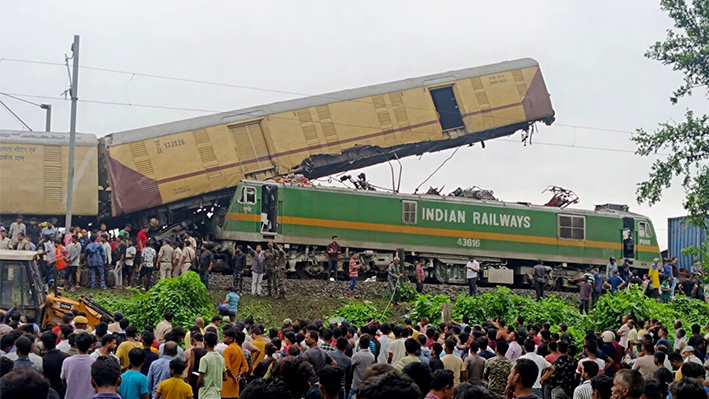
[[415, 260, 425, 293], [137, 226, 148, 251]]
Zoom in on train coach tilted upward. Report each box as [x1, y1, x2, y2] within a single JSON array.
[[1, 58, 554, 234]]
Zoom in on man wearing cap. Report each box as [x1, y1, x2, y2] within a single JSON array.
[[681, 346, 703, 364], [606, 257, 619, 281], [73, 316, 89, 332], [8, 215, 25, 247], [156, 238, 174, 280]]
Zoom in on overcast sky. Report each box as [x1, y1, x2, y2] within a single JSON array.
[[1, 0, 702, 249]]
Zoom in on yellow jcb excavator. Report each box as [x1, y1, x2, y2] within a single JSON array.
[[0, 250, 112, 328]]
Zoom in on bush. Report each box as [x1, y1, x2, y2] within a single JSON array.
[[589, 287, 673, 331], [453, 287, 517, 324], [331, 302, 389, 327], [410, 294, 451, 325], [385, 281, 418, 303], [668, 295, 709, 327], [90, 272, 213, 329]]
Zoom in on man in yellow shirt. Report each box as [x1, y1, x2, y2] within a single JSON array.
[[222, 329, 249, 398], [116, 326, 144, 370], [250, 327, 267, 372], [441, 338, 466, 385], [649, 258, 661, 298], [156, 358, 194, 399], [405, 319, 419, 340]]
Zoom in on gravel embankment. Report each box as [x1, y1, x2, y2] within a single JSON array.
[[208, 273, 578, 302]]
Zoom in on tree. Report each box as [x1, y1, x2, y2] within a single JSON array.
[[634, 0, 709, 271]]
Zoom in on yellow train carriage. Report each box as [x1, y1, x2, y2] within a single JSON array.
[[0, 130, 98, 217], [103, 58, 553, 218]]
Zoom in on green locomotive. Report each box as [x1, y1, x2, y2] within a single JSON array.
[[210, 180, 661, 287]]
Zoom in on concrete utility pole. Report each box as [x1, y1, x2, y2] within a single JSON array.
[[65, 35, 79, 229], [40, 104, 51, 132]]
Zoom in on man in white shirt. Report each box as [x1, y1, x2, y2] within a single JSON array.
[[377, 324, 392, 363], [519, 338, 554, 398], [8, 215, 26, 246], [124, 238, 137, 288], [573, 360, 599, 399], [387, 327, 406, 365], [465, 255, 480, 296]]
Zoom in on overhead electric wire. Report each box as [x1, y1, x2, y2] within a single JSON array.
[[0, 92, 42, 107], [0, 57, 638, 135], [0, 99, 32, 130], [0, 92, 220, 114], [1, 90, 664, 158], [414, 146, 462, 193]]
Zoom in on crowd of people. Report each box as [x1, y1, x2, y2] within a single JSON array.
[[0, 216, 221, 293], [1, 298, 709, 399], [572, 257, 707, 314]]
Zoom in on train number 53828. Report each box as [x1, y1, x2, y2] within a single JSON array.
[[456, 238, 481, 247]]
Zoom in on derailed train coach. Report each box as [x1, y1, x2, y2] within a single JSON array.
[[210, 180, 662, 287], [0, 130, 99, 221], [100, 57, 555, 229]]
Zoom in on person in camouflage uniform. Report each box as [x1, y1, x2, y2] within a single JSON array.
[[274, 243, 287, 298], [264, 241, 276, 296], [263, 241, 285, 297]]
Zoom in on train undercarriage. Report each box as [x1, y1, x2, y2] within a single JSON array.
[[206, 240, 588, 290]]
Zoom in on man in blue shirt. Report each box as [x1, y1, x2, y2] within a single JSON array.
[[223, 286, 240, 323], [85, 237, 106, 289], [656, 327, 671, 351], [620, 258, 631, 283], [592, 267, 604, 305], [604, 271, 626, 293], [119, 348, 149, 399], [147, 342, 177, 397]]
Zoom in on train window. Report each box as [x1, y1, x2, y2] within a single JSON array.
[[558, 215, 585, 241], [638, 222, 652, 238], [0, 263, 29, 309], [402, 201, 417, 224], [238, 186, 256, 205]]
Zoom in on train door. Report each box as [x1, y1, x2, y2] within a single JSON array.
[[430, 87, 465, 131], [622, 217, 635, 259], [261, 185, 278, 235]]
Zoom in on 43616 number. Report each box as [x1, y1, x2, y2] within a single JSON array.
[[457, 238, 481, 247]]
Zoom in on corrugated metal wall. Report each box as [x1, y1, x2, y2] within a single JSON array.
[[668, 216, 707, 270]]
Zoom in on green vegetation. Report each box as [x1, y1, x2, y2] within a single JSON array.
[[72, 276, 709, 341], [634, 0, 709, 271], [385, 281, 418, 304], [330, 302, 391, 327], [410, 294, 451, 325], [67, 272, 213, 328], [452, 287, 581, 329]]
